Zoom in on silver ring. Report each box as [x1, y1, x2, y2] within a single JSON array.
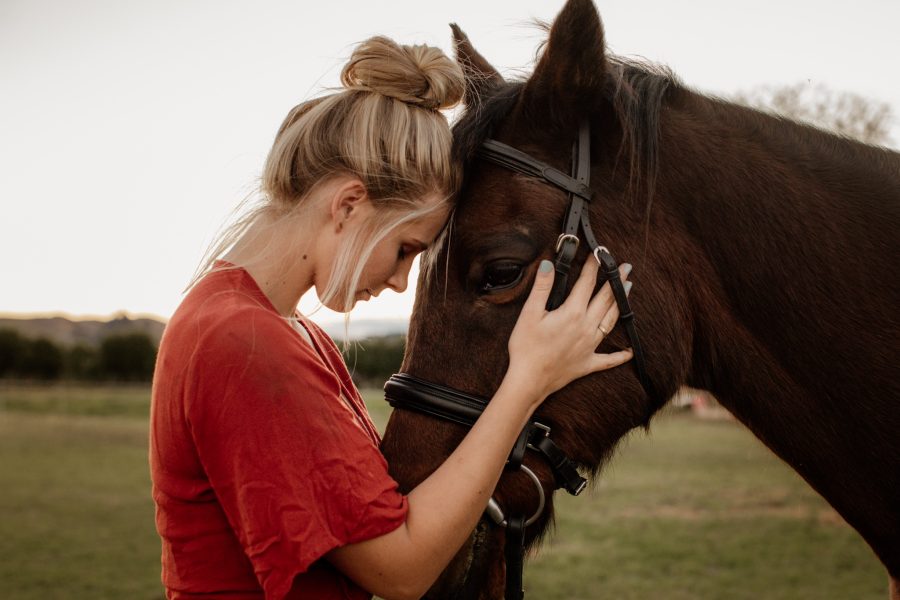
[[484, 464, 546, 528], [597, 323, 610, 336]]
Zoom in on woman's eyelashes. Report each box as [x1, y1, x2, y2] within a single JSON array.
[[398, 244, 418, 261]]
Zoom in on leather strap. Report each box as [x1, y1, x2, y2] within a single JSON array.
[[508, 428, 529, 471], [594, 249, 653, 400], [479, 122, 593, 312], [384, 374, 586, 496], [504, 515, 527, 600], [548, 122, 592, 311], [479, 140, 592, 201], [531, 433, 587, 496], [383, 373, 486, 427]]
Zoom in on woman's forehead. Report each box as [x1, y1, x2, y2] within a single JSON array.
[[404, 209, 449, 242]]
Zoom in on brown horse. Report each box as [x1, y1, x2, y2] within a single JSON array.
[[380, 0, 900, 597]]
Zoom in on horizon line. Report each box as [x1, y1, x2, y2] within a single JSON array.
[[0, 310, 412, 326], [0, 310, 170, 323]]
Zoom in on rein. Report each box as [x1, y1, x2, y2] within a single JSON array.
[[385, 121, 653, 600]]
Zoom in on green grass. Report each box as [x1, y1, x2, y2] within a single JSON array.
[[0, 413, 162, 599], [524, 414, 887, 599], [0, 384, 887, 599], [0, 382, 151, 418]]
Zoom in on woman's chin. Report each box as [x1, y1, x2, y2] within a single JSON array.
[[322, 291, 370, 313]]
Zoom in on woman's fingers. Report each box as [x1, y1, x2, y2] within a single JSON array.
[[564, 255, 600, 308], [587, 263, 632, 324], [521, 260, 556, 317], [588, 348, 634, 372], [594, 300, 621, 341], [509, 258, 636, 401]]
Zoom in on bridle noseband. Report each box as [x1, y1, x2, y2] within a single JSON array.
[[384, 120, 653, 600]]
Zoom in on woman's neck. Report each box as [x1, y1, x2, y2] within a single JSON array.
[[223, 213, 319, 317]]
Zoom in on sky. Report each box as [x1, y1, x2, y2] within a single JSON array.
[[2, 0, 898, 327]]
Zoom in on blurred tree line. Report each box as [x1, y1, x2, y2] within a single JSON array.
[[0, 327, 405, 385], [342, 335, 406, 388], [0, 328, 157, 382], [733, 82, 894, 147]]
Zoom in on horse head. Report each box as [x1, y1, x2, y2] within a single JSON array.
[[381, 0, 900, 596], [381, 1, 694, 596]]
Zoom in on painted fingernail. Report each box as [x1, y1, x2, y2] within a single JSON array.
[[622, 263, 633, 276], [539, 260, 553, 273], [624, 281, 633, 294]]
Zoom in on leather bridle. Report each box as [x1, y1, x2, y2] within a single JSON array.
[[384, 120, 653, 600]]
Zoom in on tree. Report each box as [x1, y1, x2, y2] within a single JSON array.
[[98, 332, 158, 381], [343, 335, 406, 387], [733, 82, 894, 146], [0, 328, 25, 377], [65, 343, 100, 381], [20, 337, 64, 380]]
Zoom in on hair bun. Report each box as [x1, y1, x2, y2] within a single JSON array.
[[341, 36, 463, 110]]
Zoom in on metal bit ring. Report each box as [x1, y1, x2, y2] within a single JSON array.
[[484, 464, 546, 528]]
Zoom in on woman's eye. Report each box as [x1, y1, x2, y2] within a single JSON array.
[[480, 261, 524, 293]]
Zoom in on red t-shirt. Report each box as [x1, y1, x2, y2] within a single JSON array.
[[150, 265, 408, 599]]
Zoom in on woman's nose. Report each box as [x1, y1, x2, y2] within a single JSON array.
[[386, 261, 412, 293]]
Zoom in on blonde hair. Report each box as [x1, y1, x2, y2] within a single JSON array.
[[192, 36, 464, 312]]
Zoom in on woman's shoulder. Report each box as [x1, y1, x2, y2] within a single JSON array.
[[161, 267, 302, 364]]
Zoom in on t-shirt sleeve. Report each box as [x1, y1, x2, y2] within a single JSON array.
[[185, 309, 408, 600]]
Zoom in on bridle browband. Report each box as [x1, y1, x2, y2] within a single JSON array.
[[384, 120, 653, 600]]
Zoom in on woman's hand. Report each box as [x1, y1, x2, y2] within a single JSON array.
[[506, 258, 634, 404]]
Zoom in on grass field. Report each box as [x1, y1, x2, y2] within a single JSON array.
[[0, 383, 888, 599]]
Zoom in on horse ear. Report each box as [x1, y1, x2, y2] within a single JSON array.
[[522, 0, 606, 122], [450, 23, 504, 107]]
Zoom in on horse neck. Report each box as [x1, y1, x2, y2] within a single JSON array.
[[652, 91, 900, 572]]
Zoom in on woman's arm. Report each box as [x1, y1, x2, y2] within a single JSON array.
[[327, 259, 632, 600]]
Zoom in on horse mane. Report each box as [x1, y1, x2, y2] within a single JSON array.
[[604, 59, 678, 216], [451, 81, 524, 167]]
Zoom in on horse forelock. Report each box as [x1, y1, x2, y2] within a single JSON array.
[[449, 59, 680, 231]]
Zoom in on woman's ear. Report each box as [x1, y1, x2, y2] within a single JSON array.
[[330, 178, 370, 232]]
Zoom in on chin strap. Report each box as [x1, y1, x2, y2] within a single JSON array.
[[504, 515, 527, 600]]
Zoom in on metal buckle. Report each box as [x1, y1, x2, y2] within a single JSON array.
[[592, 245, 610, 264], [484, 464, 546, 528], [555, 233, 580, 253], [526, 422, 551, 452], [532, 422, 551, 435]]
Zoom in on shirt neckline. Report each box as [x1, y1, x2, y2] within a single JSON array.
[[212, 259, 382, 445]]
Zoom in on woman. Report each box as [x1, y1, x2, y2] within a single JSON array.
[[150, 36, 633, 600]]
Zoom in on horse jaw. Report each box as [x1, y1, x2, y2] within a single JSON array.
[[422, 520, 505, 600]]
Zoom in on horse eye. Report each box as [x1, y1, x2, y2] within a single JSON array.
[[480, 261, 524, 293]]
